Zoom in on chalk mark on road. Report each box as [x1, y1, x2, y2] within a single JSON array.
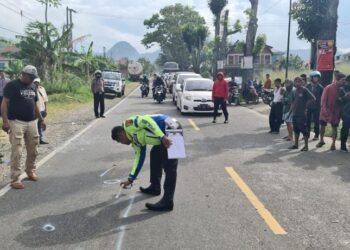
[[116, 195, 136, 250], [225, 167, 287, 235]]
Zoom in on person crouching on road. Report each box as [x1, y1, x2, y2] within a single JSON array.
[[212, 72, 229, 124], [34, 78, 49, 145], [337, 75, 350, 152], [112, 114, 181, 212], [1, 65, 46, 189], [317, 73, 346, 151], [91, 70, 105, 118], [289, 77, 316, 152], [282, 80, 295, 141], [269, 78, 283, 134]]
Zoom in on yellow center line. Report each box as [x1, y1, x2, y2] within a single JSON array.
[[225, 167, 287, 235], [188, 119, 200, 131]]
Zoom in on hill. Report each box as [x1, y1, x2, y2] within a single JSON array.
[[107, 41, 160, 63]]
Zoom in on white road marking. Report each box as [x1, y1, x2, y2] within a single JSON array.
[[0, 87, 140, 199], [100, 167, 116, 178], [116, 195, 136, 250]]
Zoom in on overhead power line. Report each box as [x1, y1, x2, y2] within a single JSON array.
[[76, 11, 144, 20], [1, 0, 36, 20], [0, 25, 23, 35], [0, 2, 35, 21]]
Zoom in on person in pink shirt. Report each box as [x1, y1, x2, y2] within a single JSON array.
[[317, 73, 346, 150]]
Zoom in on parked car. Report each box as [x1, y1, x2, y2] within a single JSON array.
[[102, 70, 125, 97], [172, 72, 201, 105], [176, 78, 220, 114]]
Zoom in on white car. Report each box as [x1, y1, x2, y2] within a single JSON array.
[[102, 70, 125, 97], [172, 72, 201, 105], [177, 78, 219, 114]]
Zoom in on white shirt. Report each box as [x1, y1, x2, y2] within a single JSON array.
[[273, 87, 283, 103], [37, 85, 48, 112]]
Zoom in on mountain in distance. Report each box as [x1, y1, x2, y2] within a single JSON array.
[[107, 41, 160, 63]]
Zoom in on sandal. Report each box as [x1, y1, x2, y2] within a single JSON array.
[[301, 146, 309, 152], [289, 145, 298, 150], [316, 142, 325, 148], [330, 145, 336, 151]]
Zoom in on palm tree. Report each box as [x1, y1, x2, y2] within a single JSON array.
[[208, 0, 228, 78], [74, 42, 94, 81]]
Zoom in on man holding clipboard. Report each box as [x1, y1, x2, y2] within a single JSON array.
[[111, 114, 185, 211]]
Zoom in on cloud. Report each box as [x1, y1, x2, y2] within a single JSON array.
[[1, 0, 349, 54]]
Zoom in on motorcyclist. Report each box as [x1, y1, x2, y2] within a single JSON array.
[[141, 75, 149, 86], [152, 73, 166, 98]]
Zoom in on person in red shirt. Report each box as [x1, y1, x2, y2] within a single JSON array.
[[212, 72, 229, 123]]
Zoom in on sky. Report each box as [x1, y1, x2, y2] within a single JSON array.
[[0, 0, 349, 54]]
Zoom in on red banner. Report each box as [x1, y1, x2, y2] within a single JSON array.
[[317, 40, 334, 71]]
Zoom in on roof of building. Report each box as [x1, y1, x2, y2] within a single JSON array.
[[228, 43, 284, 56]]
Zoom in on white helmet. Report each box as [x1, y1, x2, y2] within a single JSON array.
[[22, 65, 38, 78], [94, 70, 102, 76]]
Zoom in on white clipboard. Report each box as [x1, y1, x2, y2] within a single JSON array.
[[166, 130, 186, 159]]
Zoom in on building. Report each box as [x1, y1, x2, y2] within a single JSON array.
[[0, 47, 20, 71], [335, 52, 350, 64], [224, 44, 284, 77]]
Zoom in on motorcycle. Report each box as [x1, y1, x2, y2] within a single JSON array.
[[262, 89, 274, 106], [242, 86, 259, 104], [228, 85, 240, 106], [254, 82, 263, 98], [154, 85, 166, 103], [140, 82, 149, 98]]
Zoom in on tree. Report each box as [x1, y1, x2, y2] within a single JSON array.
[[221, 11, 242, 61], [142, 4, 206, 70], [182, 24, 208, 73], [36, 0, 61, 36], [74, 42, 94, 81], [273, 54, 305, 71], [208, 0, 228, 78], [138, 57, 155, 76], [16, 21, 71, 81], [292, 0, 339, 85], [243, 0, 259, 83]]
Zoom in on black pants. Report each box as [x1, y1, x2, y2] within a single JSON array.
[[341, 116, 350, 147], [306, 108, 320, 138], [93, 93, 105, 117], [269, 102, 283, 132], [150, 145, 178, 202], [0, 96, 3, 116], [213, 98, 228, 121]]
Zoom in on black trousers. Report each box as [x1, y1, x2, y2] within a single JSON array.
[[93, 93, 105, 117], [150, 145, 178, 202], [269, 102, 283, 132], [306, 108, 320, 138], [341, 116, 350, 146], [0, 96, 2, 116], [213, 98, 228, 121]]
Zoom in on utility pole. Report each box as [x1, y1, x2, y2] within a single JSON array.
[[66, 7, 76, 51], [103, 46, 106, 58], [285, 0, 292, 79]]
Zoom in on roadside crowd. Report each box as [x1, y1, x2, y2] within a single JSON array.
[[266, 71, 350, 152]]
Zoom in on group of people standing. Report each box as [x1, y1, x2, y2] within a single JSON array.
[[268, 71, 350, 152]]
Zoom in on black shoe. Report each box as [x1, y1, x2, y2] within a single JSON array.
[[145, 200, 174, 211], [39, 140, 49, 145], [95, 115, 100, 119], [212, 120, 216, 124], [224, 120, 228, 124], [100, 115, 106, 118], [140, 185, 161, 196], [341, 145, 348, 152]]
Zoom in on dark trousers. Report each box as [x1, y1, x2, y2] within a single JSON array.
[[269, 102, 283, 132], [341, 116, 350, 146], [0, 96, 2, 116], [93, 93, 105, 117], [37, 111, 47, 142], [213, 98, 228, 121], [307, 108, 320, 138], [150, 145, 178, 202]]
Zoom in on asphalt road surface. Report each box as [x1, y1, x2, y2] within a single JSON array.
[[1, 89, 350, 250]]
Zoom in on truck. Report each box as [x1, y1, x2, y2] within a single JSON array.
[[102, 69, 126, 97], [128, 61, 143, 81]]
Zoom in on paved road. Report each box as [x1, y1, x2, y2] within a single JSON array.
[[1, 90, 350, 250]]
